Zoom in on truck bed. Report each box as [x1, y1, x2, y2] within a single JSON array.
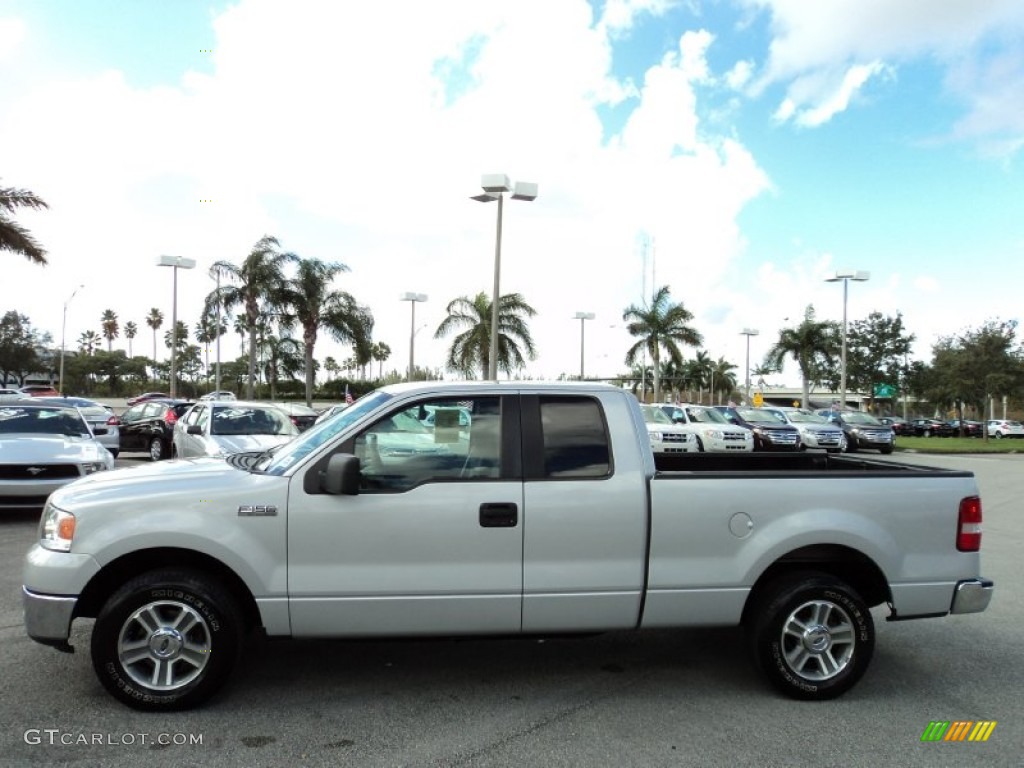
[[653, 451, 971, 476]]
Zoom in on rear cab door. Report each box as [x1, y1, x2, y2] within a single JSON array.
[[520, 391, 649, 631]]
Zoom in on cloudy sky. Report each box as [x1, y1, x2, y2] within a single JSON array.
[[2, 0, 1022, 388]]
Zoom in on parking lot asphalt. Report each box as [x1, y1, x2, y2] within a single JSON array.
[[1, 453, 1021, 767]]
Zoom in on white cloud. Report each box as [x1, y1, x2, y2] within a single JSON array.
[[743, 0, 1024, 145], [0, 0, 772, 382], [778, 60, 889, 127], [599, 0, 680, 34], [0, 17, 25, 61], [725, 59, 754, 90]]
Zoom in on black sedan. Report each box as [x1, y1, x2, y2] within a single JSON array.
[[118, 399, 194, 460], [909, 418, 956, 438]]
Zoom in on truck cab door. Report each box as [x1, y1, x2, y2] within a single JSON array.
[[288, 394, 524, 636], [520, 394, 648, 632]]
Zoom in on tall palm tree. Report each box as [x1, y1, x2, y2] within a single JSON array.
[[207, 235, 298, 399], [435, 292, 537, 379], [145, 308, 164, 363], [163, 321, 189, 355], [276, 257, 373, 406], [763, 305, 841, 408], [100, 310, 119, 352], [0, 181, 49, 265], [324, 356, 339, 380], [232, 313, 247, 356], [194, 313, 226, 380], [371, 341, 391, 379], [623, 285, 703, 403], [124, 321, 138, 358], [258, 333, 304, 400], [78, 330, 101, 355], [710, 357, 738, 405]]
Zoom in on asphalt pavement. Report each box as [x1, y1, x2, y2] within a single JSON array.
[[0, 453, 1021, 767]]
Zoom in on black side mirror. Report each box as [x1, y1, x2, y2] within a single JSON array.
[[321, 453, 361, 495]]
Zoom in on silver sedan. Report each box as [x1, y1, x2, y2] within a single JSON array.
[[171, 400, 299, 459]]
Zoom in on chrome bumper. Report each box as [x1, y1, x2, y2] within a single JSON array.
[[23, 587, 77, 652], [950, 578, 994, 615]]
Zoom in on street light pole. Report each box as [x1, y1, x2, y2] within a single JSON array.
[[400, 293, 428, 381], [472, 174, 538, 380], [157, 255, 197, 399], [58, 284, 84, 395], [573, 312, 595, 380], [825, 270, 870, 410], [740, 328, 759, 405]]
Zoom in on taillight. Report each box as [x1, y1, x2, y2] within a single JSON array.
[[957, 496, 982, 552], [106, 415, 120, 426], [164, 408, 178, 425]]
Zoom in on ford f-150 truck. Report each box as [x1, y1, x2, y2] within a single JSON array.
[[23, 382, 993, 710]]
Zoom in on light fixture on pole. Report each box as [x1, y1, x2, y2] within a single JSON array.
[[58, 284, 84, 395], [573, 312, 595, 380], [472, 174, 538, 380], [740, 328, 759, 405], [401, 292, 428, 382], [157, 255, 197, 399], [209, 265, 224, 394], [825, 270, 870, 410]]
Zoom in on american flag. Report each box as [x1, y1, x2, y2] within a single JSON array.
[[345, 385, 354, 405]]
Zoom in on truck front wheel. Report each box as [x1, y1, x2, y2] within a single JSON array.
[[90, 569, 242, 711], [748, 573, 874, 700]]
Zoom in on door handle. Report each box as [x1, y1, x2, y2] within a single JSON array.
[[479, 502, 518, 528]]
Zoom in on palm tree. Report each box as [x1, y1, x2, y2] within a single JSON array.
[[277, 257, 373, 406], [763, 305, 841, 408], [194, 313, 226, 380], [324, 356, 339, 380], [371, 341, 391, 379], [124, 321, 138, 358], [258, 333, 304, 400], [100, 310, 119, 352], [232, 313, 247, 356], [710, 357, 738, 405], [208, 235, 298, 399], [164, 321, 189, 355], [145, 308, 164, 363], [623, 285, 703, 403], [0, 181, 49, 265], [78, 330, 101, 355], [435, 292, 537, 379]]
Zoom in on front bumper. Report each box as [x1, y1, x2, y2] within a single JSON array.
[[23, 587, 77, 651], [950, 578, 995, 614]]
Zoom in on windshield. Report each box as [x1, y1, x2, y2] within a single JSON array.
[[685, 406, 728, 424], [256, 390, 393, 474], [737, 407, 787, 424], [0, 405, 89, 435], [782, 409, 828, 424], [641, 405, 673, 425], [842, 411, 883, 425]]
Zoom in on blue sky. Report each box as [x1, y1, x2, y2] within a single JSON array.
[[2, 0, 1022, 387]]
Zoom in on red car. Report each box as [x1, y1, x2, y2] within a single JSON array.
[[19, 385, 60, 397], [126, 392, 170, 406]]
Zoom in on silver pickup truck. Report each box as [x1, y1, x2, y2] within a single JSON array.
[[23, 382, 993, 710]]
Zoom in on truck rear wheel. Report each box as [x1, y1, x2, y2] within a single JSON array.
[[748, 572, 874, 700], [91, 569, 241, 711]]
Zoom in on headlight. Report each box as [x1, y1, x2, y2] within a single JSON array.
[[650, 432, 663, 442], [40, 503, 76, 552], [703, 429, 723, 439], [81, 461, 107, 475]]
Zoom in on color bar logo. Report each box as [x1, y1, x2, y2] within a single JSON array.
[[921, 721, 997, 742]]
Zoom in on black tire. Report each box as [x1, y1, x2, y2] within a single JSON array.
[[109, 449, 119, 459], [91, 569, 242, 711], [923, 429, 932, 437], [880, 446, 894, 455], [844, 438, 857, 453], [149, 437, 166, 461], [695, 437, 705, 453], [747, 572, 874, 701], [995, 432, 1003, 440]]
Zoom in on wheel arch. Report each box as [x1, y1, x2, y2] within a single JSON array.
[[75, 548, 262, 632], [741, 544, 891, 625]]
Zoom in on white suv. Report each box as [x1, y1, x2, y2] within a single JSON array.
[[640, 405, 697, 454], [652, 403, 754, 452]]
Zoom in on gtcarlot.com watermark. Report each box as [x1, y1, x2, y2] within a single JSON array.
[[24, 729, 203, 746]]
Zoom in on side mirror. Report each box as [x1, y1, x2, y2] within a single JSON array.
[[92, 427, 108, 436], [321, 453, 361, 495], [187, 424, 203, 435]]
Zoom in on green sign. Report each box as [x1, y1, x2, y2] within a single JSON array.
[[874, 383, 897, 398]]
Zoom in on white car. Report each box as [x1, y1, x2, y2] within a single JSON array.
[[199, 390, 236, 401], [639, 404, 696, 454], [986, 419, 1024, 438], [764, 406, 846, 454], [0, 402, 115, 510], [34, 396, 121, 458], [172, 401, 299, 458], [0, 388, 29, 403], [653, 403, 754, 453]]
